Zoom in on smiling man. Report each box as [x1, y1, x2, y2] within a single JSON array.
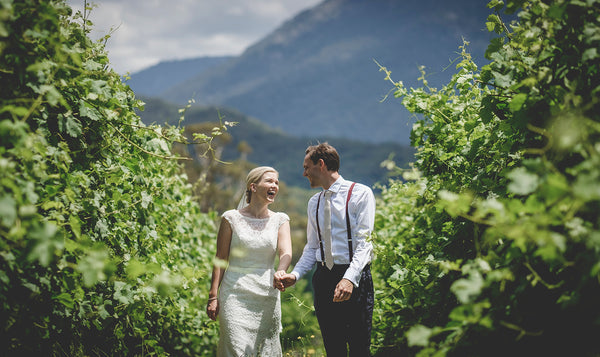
[[275, 142, 375, 356]]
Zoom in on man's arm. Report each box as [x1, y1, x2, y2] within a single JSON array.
[[275, 195, 320, 290], [342, 185, 375, 287], [274, 239, 318, 291]]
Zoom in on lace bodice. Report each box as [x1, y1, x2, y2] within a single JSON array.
[[223, 209, 289, 270]]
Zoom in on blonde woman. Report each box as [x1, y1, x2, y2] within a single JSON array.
[[207, 166, 292, 356]]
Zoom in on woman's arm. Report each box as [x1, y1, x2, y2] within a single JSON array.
[[273, 220, 292, 291], [207, 217, 232, 321], [276, 220, 292, 272]]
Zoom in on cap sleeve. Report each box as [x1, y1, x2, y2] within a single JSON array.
[[221, 209, 236, 225], [277, 212, 290, 227]]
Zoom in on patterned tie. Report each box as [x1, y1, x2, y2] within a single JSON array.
[[323, 190, 334, 269]]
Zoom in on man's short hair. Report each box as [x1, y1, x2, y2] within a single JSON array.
[[306, 142, 340, 172]]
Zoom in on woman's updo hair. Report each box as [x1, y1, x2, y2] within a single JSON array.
[[245, 166, 278, 204]]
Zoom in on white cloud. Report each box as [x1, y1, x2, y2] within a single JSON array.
[[66, 0, 322, 74]]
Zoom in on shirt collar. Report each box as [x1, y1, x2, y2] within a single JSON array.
[[325, 176, 345, 194]]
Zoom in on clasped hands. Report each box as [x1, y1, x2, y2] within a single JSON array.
[[273, 270, 296, 292], [273, 271, 354, 302]]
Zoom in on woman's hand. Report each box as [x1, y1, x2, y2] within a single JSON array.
[[273, 270, 286, 291], [274, 271, 296, 292], [206, 297, 219, 321]]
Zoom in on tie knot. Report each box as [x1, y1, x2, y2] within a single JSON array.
[[324, 190, 332, 198]]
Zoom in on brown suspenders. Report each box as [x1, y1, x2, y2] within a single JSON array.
[[315, 182, 356, 266], [345, 182, 356, 261]]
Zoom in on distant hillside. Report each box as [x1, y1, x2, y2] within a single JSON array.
[[142, 0, 497, 144], [127, 56, 232, 97], [139, 96, 414, 188]]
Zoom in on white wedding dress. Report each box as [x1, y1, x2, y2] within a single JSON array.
[[217, 209, 289, 357]]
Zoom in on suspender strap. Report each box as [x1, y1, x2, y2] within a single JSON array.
[[346, 182, 356, 262], [315, 182, 356, 266], [316, 191, 326, 265]]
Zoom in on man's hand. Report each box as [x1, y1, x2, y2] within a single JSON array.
[[333, 278, 354, 302], [273, 272, 297, 292]]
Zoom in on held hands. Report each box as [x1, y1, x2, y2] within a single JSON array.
[[273, 271, 296, 292], [333, 278, 354, 302]]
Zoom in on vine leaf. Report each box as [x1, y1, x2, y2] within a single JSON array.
[[507, 167, 539, 195]]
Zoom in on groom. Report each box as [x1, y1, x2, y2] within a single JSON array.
[[275, 143, 375, 356]]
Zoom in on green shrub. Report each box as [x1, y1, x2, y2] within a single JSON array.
[[372, 0, 600, 355], [0, 1, 220, 355]]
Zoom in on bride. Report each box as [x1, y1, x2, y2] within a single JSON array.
[[206, 166, 292, 356]]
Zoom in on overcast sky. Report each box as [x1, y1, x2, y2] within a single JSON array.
[[66, 0, 322, 74]]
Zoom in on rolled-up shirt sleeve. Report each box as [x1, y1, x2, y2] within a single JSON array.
[[343, 185, 375, 287], [291, 194, 320, 281]]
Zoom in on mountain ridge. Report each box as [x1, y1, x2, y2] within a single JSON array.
[[128, 56, 232, 97], [147, 0, 495, 143], [127, 0, 501, 145]]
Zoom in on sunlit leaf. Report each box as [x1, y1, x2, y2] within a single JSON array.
[[407, 325, 433, 347], [507, 167, 539, 195]]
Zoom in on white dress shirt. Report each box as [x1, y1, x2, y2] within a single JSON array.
[[291, 176, 375, 287]]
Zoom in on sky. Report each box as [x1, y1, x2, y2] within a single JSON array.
[[66, 0, 322, 74]]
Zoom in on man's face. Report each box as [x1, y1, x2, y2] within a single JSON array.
[[303, 154, 321, 188]]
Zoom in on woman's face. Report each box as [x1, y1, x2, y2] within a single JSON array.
[[252, 171, 279, 204]]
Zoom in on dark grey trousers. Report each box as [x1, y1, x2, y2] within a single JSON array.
[[312, 264, 374, 357]]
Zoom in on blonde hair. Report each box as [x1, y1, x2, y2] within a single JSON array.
[[245, 166, 278, 204]]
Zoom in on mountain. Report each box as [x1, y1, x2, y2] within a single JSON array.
[[130, 0, 497, 144], [127, 56, 232, 97], [138, 96, 414, 188]]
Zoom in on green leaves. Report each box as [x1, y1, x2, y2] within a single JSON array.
[[506, 167, 539, 195], [486, 14, 504, 34], [76, 248, 114, 287], [58, 112, 83, 137], [79, 100, 101, 121], [407, 325, 433, 347], [450, 273, 484, 304], [26, 221, 61, 266], [373, 0, 600, 355], [0, 195, 17, 227], [1, 1, 220, 355], [450, 260, 490, 304], [508, 93, 527, 112]]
